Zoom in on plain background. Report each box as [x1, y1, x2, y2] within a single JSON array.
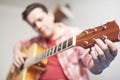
[[0, 0, 120, 80]]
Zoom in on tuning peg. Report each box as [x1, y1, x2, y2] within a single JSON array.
[[102, 35, 108, 40], [83, 31, 88, 35], [93, 28, 97, 33], [102, 25, 107, 30], [84, 40, 88, 45], [92, 38, 96, 42]]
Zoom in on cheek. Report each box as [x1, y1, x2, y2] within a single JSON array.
[[45, 24, 54, 31], [46, 27, 54, 36], [46, 27, 53, 34], [43, 21, 54, 33]]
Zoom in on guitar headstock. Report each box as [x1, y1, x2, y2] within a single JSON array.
[[76, 21, 120, 49]]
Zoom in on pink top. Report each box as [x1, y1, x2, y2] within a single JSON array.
[[21, 23, 92, 80]]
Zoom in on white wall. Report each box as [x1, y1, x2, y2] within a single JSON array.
[[67, 0, 120, 80], [0, 0, 120, 80], [0, 4, 36, 80]]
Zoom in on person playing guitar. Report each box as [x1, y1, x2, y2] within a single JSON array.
[[6, 3, 119, 80]]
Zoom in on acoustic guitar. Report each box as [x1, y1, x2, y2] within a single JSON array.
[[6, 21, 120, 80]]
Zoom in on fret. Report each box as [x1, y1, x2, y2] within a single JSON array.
[[67, 37, 73, 47], [42, 51, 46, 59], [38, 53, 42, 60], [62, 40, 67, 49], [46, 49, 49, 57], [54, 45, 57, 53], [52, 46, 55, 55], [50, 47, 53, 55], [41, 53, 44, 59], [48, 48, 51, 57], [35, 54, 41, 61], [43, 52, 46, 59], [57, 43, 62, 51], [46, 49, 50, 57], [34, 52, 43, 62], [42, 52, 47, 58]]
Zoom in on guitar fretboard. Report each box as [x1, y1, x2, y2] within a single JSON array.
[[24, 37, 75, 68]]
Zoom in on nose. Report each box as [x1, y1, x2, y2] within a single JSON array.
[[35, 21, 42, 29]]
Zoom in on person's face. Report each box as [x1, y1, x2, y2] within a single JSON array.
[[26, 8, 55, 38]]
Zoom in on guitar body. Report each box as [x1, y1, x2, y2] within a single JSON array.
[[6, 43, 47, 80]]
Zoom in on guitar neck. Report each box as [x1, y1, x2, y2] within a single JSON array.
[[24, 20, 120, 69], [41, 37, 75, 58], [24, 37, 76, 68]]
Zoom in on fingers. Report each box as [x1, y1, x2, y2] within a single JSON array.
[[13, 58, 20, 68], [90, 47, 99, 64], [90, 38, 118, 70], [19, 53, 27, 64], [90, 47, 106, 70], [94, 44, 107, 62], [13, 52, 27, 68], [105, 39, 118, 57], [95, 39, 117, 61]]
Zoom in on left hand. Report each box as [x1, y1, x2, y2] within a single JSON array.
[[90, 39, 118, 72]]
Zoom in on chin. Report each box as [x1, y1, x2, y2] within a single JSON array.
[[41, 34, 52, 38], [39, 31, 53, 38]]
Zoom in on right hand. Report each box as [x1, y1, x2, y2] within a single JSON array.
[[13, 50, 27, 68]]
